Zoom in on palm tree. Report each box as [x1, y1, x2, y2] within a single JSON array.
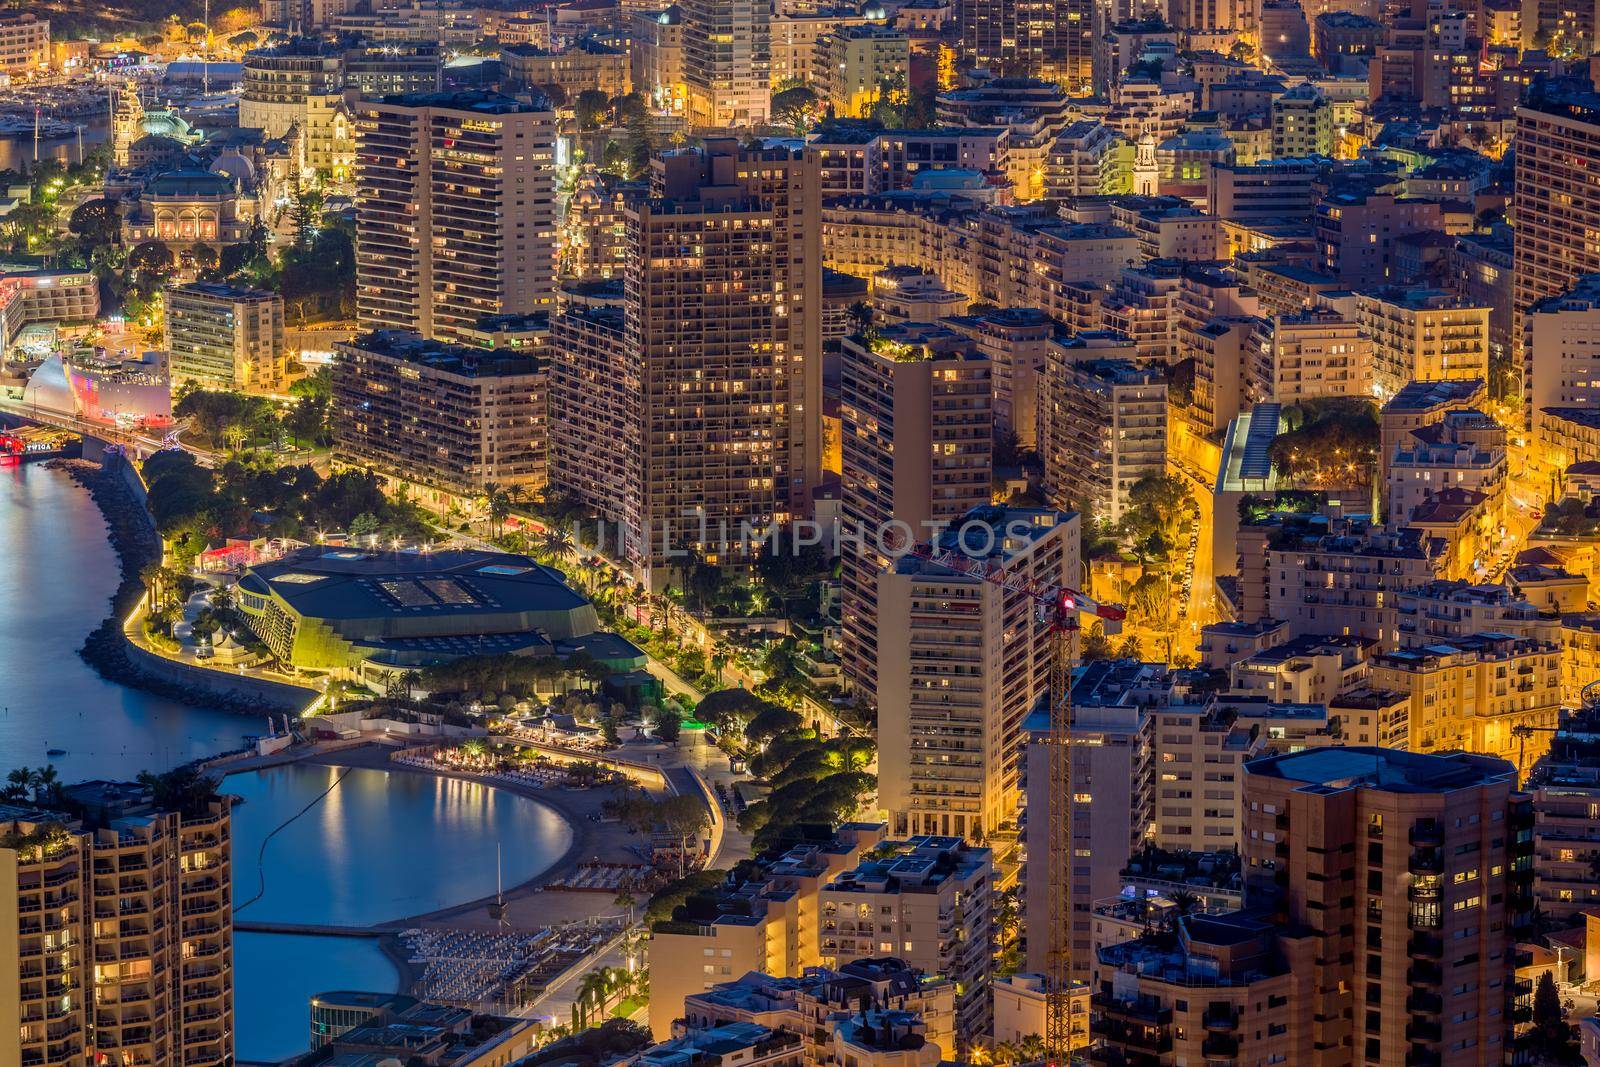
[[1168, 889, 1200, 917], [574, 969, 609, 1028], [613, 888, 636, 924], [480, 481, 506, 539], [30, 766, 61, 805], [539, 526, 575, 566], [846, 300, 875, 333], [140, 563, 165, 610], [4, 767, 35, 803]]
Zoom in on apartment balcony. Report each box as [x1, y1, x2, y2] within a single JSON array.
[[1407, 881, 1440, 903], [1409, 821, 1444, 846], [1203, 1007, 1238, 1032], [1408, 932, 1443, 959], [1090, 1017, 1172, 1054], [1406, 991, 1442, 1015], [1091, 993, 1172, 1026], [1201, 1033, 1240, 1058], [1407, 962, 1443, 986], [1406, 1019, 1442, 1043], [1408, 849, 1444, 875]]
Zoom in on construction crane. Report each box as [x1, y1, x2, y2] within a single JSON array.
[[900, 536, 1124, 1063]]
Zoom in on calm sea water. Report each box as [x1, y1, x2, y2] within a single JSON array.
[[0, 121, 107, 173], [1, 465, 577, 1064], [227, 763, 573, 1061], [226, 763, 574, 926], [0, 462, 255, 777], [235, 933, 399, 1063]]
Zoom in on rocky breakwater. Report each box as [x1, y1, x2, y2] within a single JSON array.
[[48, 457, 308, 716]]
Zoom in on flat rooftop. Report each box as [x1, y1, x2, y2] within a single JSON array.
[[341, 330, 542, 377], [1247, 746, 1515, 793], [240, 547, 595, 635], [1382, 376, 1485, 414]]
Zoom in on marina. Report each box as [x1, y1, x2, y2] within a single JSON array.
[[0, 463, 601, 1064]]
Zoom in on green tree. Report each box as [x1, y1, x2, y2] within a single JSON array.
[[696, 688, 776, 737], [127, 239, 174, 276], [575, 89, 612, 130], [649, 705, 682, 742], [1529, 970, 1582, 1064], [770, 86, 819, 137], [286, 392, 329, 447], [657, 793, 712, 876], [68, 197, 121, 249], [744, 705, 803, 746]]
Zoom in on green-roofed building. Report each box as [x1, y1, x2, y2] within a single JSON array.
[[235, 545, 648, 688]]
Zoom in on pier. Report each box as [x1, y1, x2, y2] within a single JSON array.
[[234, 921, 385, 938]]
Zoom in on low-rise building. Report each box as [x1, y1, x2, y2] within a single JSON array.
[[1249, 305, 1372, 405], [1528, 274, 1600, 460], [1259, 521, 1447, 646], [1378, 376, 1488, 492], [1370, 633, 1562, 776], [680, 957, 958, 1061], [1315, 191, 1444, 288], [501, 38, 632, 98], [1091, 913, 1298, 1066], [301, 995, 537, 1067], [870, 267, 967, 321], [1406, 485, 1500, 582], [1386, 408, 1507, 526], [0, 269, 99, 350], [1528, 706, 1600, 920], [1226, 634, 1372, 706], [631, 8, 684, 110], [1208, 159, 1320, 223], [234, 545, 642, 685], [940, 307, 1053, 450], [1561, 613, 1600, 706], [1044, 121, 1131, 199], [1356, 287, 1491, 399], [1148, 701, 1267, 853], [990, 974, 1089, 1051], [648, 825, 886, 1039], [1197, 618, 1288, 671], [819, 836, 994, 1039], [0, 13, 48, 74], [1327, 686, 1411, 747], [120, 169, 257, 250], [1394, 579, 1561, 650], [633, 1022, 806, 1067], [818, 26, 909, 120]]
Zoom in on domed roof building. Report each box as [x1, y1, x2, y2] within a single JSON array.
[[121, 168, 257, 250]]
